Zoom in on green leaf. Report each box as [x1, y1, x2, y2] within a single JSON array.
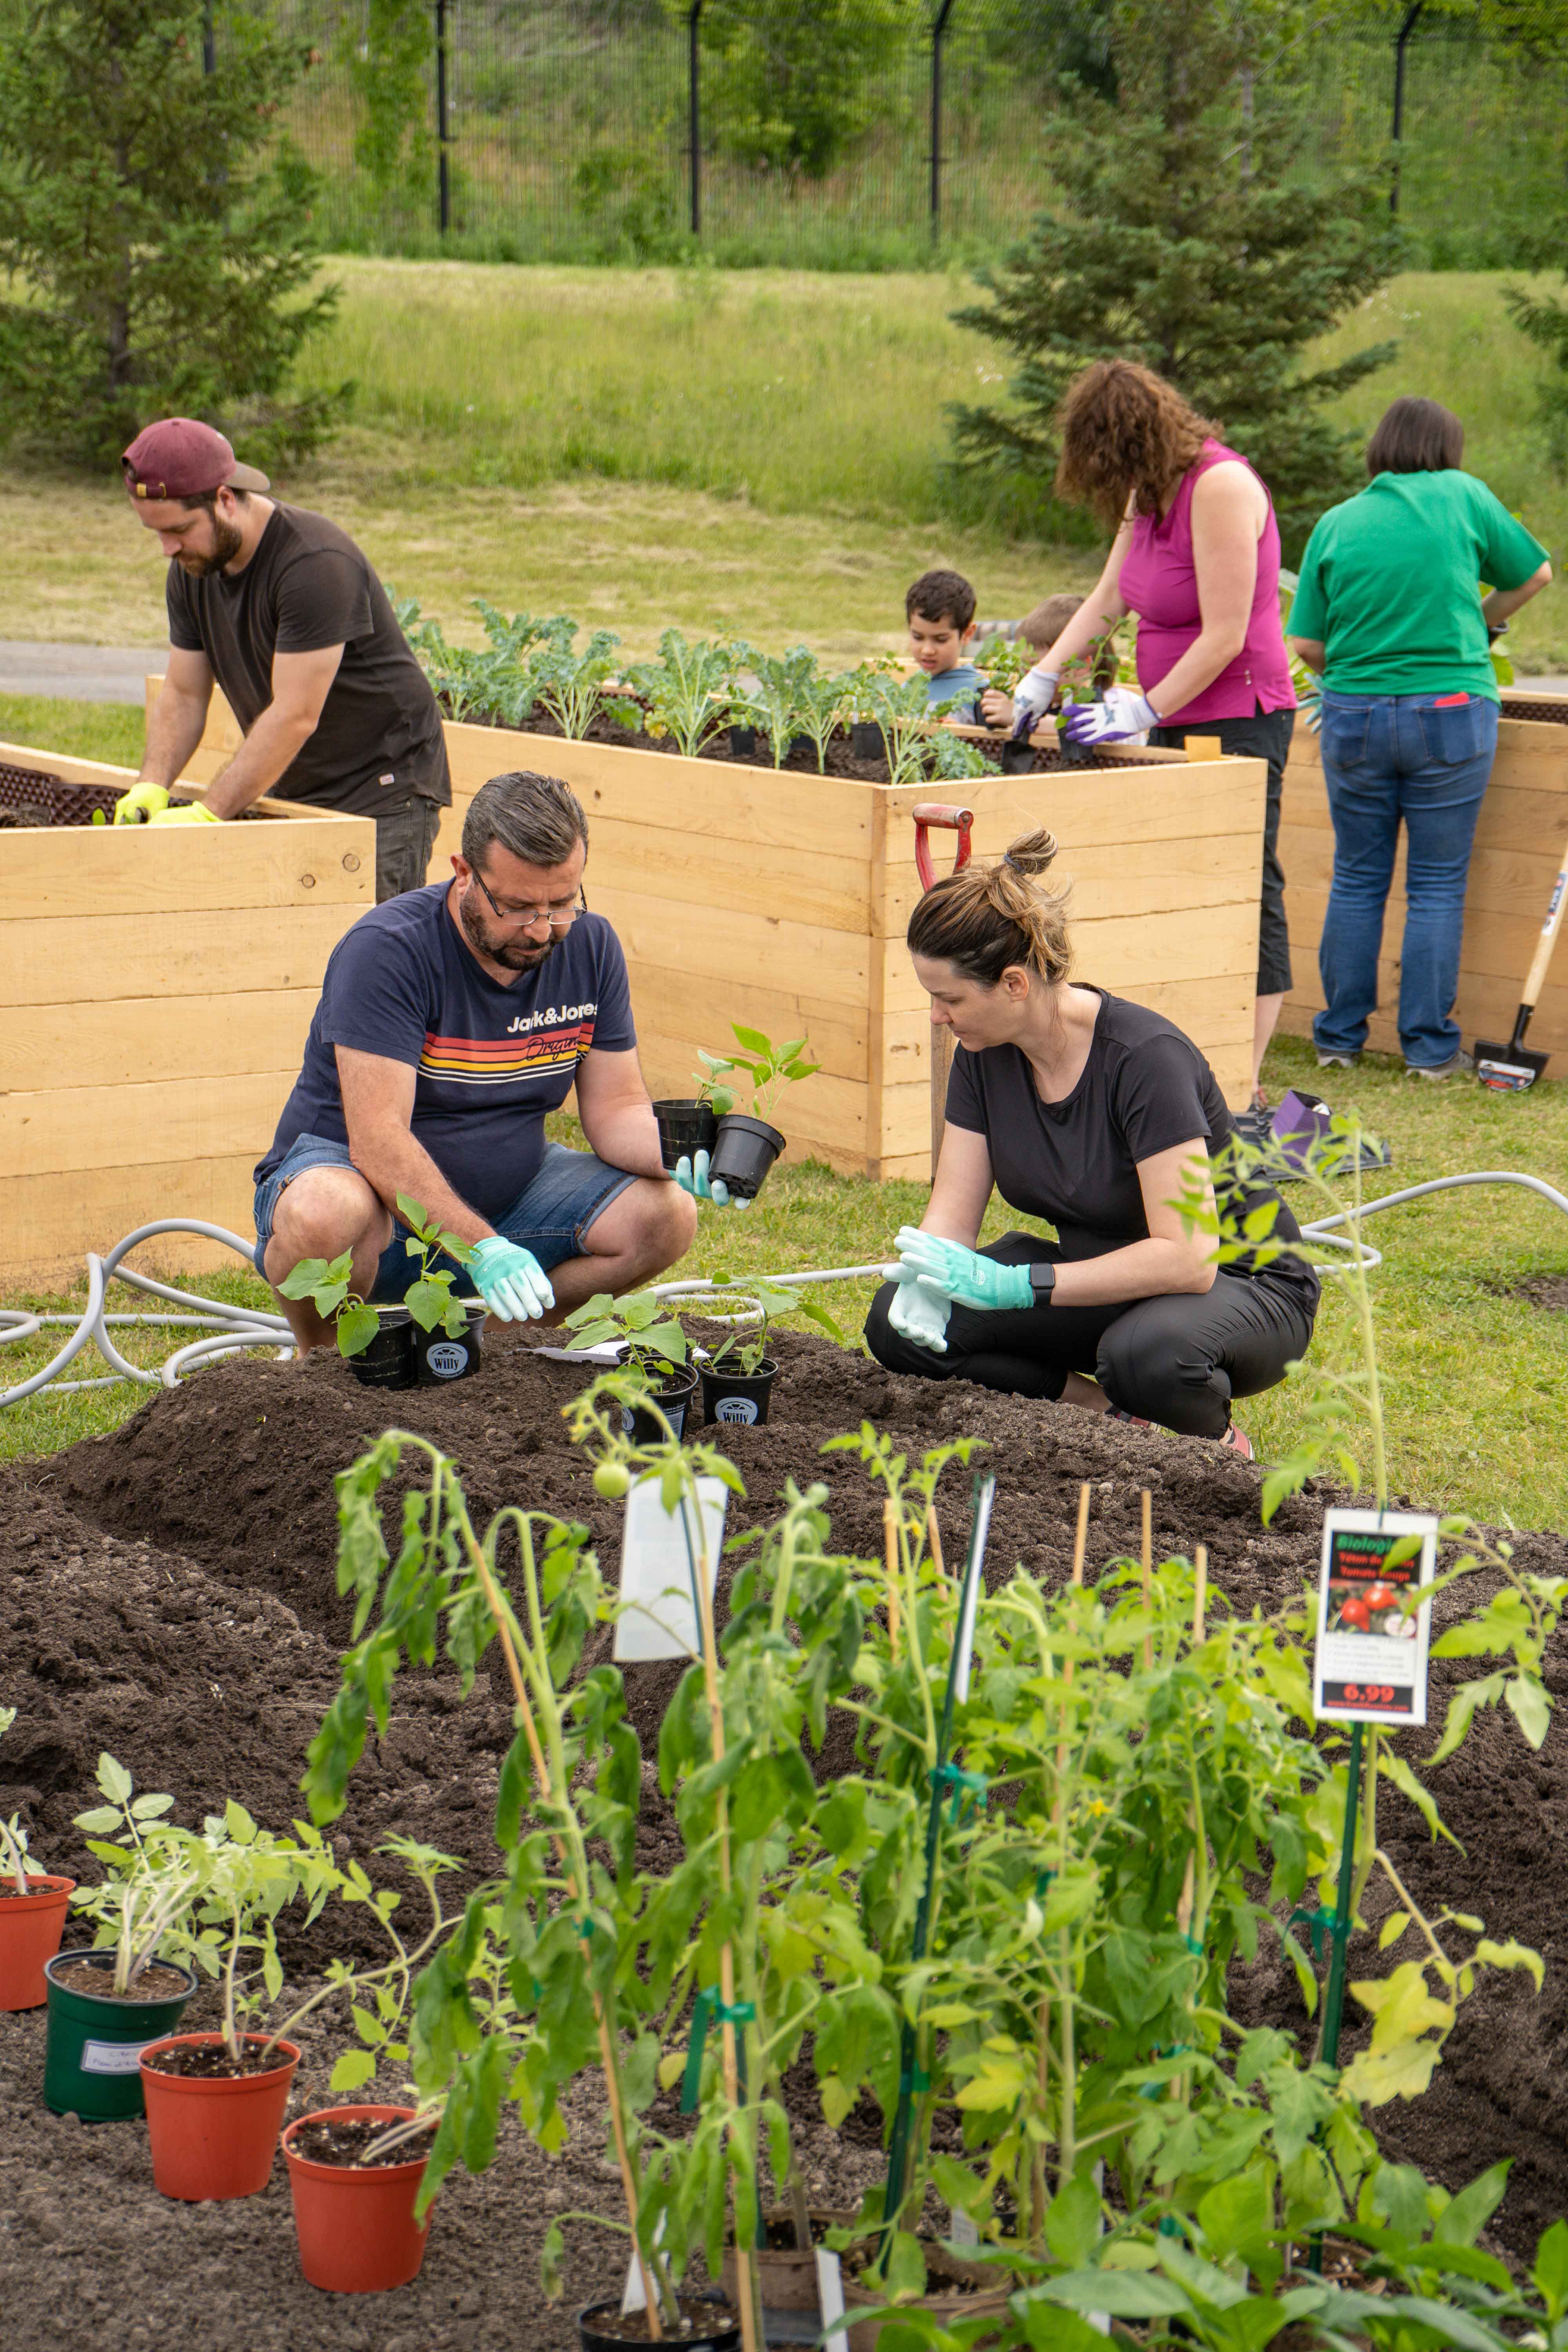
[[1378, 1752, 1457, 1847], [330, 2047, 378, 2092], [1504, 1674, 1553, 1749], [1432, 2161, 1511, 2249], [1378, 1910, 1410, 1950], [1045, 2173, 1102, 2267], [1198, 2171, 1272, 2265], [1032, 2270, 1191, 2319], [96, 1754, 133, 1805], [73, 1804, 123, 1834], [336, 1303, 381, 1359], [129, 1793, 175, 1820], [1473, 1936, 1545, 1992], [1532, 2216, 1568, 2318]]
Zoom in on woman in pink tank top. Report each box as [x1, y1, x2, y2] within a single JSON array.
[[1012, 361, 1297, 1121]]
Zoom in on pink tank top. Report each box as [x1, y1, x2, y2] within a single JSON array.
[[1118, 439, 1295, 725]]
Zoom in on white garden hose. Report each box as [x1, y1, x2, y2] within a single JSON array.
[[3, 1178, 1567, 1410]]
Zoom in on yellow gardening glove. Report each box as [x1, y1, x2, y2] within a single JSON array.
[[113, 782, 170, 825], [147, 801, 221, 827]]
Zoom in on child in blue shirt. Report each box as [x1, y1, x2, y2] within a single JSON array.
[[907, 568, 984, 712]]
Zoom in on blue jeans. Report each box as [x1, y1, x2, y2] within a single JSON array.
[[1314, 689, 1499, 1068], [252, 1136, 636, 1299]]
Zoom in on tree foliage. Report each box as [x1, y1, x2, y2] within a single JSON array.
[[697, 0, 914, 180], [948, 0, 1405, 554], [0, 0, 347, 469]]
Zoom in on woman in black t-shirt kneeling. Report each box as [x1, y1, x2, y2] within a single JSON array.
[[865, 829, 1319, 1455]]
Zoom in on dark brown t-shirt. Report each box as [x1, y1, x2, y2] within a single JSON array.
[[165, 502, 450, 814]]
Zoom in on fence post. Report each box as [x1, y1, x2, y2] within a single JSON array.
[[688, 1, 704, 238], [201, 2, 215, 74], [436, 0, 451, 235], [930, 0, 956, 237], [1390, 0, 1423, 215]]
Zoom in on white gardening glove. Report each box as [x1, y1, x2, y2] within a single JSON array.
[[1009, 666, 1060, 738], [1062, 686, 1158, 745], [885, 1264, 952, 1355]]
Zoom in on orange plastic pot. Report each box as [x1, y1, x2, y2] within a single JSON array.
[[0, 1875, 75, 2011], [140, 2032, 300, 2201], [281, 2105, 432, 2294]]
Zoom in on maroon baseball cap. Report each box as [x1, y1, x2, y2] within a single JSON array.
[[121, 418, 270, 501]]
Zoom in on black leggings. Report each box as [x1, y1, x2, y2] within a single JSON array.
[[863, 1233, 1318, 1439]]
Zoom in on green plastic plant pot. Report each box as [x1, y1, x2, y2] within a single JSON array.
[[43, 1950, 197, 2120], [0, 1874, 75, 2011]]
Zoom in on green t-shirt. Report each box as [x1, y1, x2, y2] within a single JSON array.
[[1286, 470, 1548, 702]]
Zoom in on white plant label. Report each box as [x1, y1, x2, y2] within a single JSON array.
[[613, 1476, 729, 1664], [620, 2215, 668, 2314], [82, 2038, 152, 2075], [1312, 1508, 1437, 1727], [815, 2249, 850, 2352], [946, 2204, 980, 2247], [950, 1475, 995, 1705]]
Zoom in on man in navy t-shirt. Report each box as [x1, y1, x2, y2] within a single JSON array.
[[254, 768, 704, 1353]]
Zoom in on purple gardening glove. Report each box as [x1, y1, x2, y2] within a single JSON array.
[[1062, 686, 1159, 745]]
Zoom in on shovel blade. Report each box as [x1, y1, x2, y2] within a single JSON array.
[[1475, 1036, 1550, 1090]]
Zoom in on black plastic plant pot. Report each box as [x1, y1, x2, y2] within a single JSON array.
[[653, 1098, 720, 1173], [851, 720, 886, 761], [43, 1951, 198, 2121], [728, 725, 758, 760], [412, 1303, 486, 1387], [708, 1113, 786, 1202], [578, 2297, 740, 2352], [346, 1305, 416, 1390], [623, 1362, 699, 1445], [788, 734, 813, 763], [701, 1357, 778, 1428], [1001, 737, 1038, 775]]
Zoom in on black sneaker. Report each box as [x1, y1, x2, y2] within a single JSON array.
[[1406, 1049, 1474, 1081]]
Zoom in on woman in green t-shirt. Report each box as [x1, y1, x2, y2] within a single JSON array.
[[1287, 396, 1550, 1075]]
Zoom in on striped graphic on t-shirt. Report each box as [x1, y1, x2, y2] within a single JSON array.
[[418, 1020, 595, 1085]]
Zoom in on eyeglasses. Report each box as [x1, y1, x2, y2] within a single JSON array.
[[468, 868, 586, 930]]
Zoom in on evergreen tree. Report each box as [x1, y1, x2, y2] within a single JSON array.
[[0, 0, 346, 469], [949, 0, 1405, 554]]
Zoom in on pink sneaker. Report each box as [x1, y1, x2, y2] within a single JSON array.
[[1217, 1423, 1254, 1461]]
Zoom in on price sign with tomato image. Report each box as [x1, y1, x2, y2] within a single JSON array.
[[1312, 1507, 1437, 1727]]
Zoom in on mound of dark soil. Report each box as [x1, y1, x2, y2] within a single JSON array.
[[4, 1327, 1568, 2345]]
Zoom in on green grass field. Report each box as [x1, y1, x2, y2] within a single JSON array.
[[0, 264, 1561, 668]]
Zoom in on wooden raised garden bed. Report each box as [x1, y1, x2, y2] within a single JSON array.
[[1279, 689, 1568, 1071], [154, 677, 1267, 1171], [0, 740, 374, 1290]]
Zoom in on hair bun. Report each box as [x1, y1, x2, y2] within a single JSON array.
[[1002, 828, 1058, 878]]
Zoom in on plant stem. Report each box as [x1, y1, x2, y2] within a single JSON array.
[[884, 1497, 902, 1663]]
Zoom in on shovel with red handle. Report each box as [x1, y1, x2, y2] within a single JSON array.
[[913, 802, 974, 1177], [1474, 825, 1568, 1090]]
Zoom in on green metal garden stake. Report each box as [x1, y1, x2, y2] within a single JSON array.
[[877, 1472, 995, 2267], [1307, 1719, 1364, 2276]]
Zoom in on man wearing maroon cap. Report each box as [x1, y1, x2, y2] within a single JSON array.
[[117, 417, 450, 899]]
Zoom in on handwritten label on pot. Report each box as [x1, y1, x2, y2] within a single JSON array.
[[713, 1395, 759, 1425], [82, 2038, 154, 2075], [425, 1341, 469, 1379], [614, 1476, 728, 1664], [1312, 1508, 1436, 1728], [816, 2250, 849, 2352]]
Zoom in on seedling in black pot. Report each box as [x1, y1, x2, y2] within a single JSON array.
[[699, 1279, 843, 1426], [653, 1052, 739, 1174], [703, 1025, 820, 1201], [564, 1290, 697, 1440], [280, 1196, 485, 1388]]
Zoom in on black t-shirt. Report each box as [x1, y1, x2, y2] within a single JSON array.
[[258, 886, 637, 1224], [166, 503, 450, 815], [944, 989, 1317, 1294]]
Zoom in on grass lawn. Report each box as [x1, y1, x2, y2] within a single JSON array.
[[0, 264, 1561, 669], [4, 1030, 1566, 1533]]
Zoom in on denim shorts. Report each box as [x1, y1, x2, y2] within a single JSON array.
[[253, 1135, 637, 1300]]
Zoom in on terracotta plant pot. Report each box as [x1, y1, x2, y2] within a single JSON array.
[[140, 2031, 300, 2201], [281, 2104, 433, 2294], [0, 1874, 75, 2011], [842, 2248, 1011, 2351], [720, 2207, 867, 2312]]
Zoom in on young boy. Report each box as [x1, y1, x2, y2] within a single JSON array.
[[979, 592, 1117, 729], [906, 569, 984, 712]]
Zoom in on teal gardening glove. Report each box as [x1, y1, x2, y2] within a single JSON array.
[[894, 1226, 1035, 1313], [674, 1149, 750, 1211], [468, 1236, 555, 1321]]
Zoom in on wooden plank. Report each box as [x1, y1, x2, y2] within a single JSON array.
[[626, 972, 890, 1088], [0, 903, 363, 1008], [881, 903, 1261, 1015], [1280, 829, 1566, 916], [1, 991, 319, 1093], [584, 817, 870, 934], [593, 882, 873, 1003], [0, 1156, 262, 1289], [1288, 885, 1566, 987], [0, 816, 374, 917], [2, 1071, 295, 1180]]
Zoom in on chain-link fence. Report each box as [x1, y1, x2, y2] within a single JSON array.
[[258, 1, 1568, 268]]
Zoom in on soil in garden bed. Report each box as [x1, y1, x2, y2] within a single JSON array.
[[7, 1328, 1568, 2283], [288, 2113, 439, 2168], [454, 703, 1113, 784], [48, 1955, 191, 2002]]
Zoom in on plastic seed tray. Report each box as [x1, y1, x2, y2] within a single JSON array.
[[1501, 695, 1568, 726], [0, 761, 121, 826]]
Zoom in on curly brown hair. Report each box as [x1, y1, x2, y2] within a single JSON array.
[[1054, 360, 1219, 530]]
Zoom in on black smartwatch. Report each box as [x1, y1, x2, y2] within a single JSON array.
[[1028, 1262, 1057, 1303]]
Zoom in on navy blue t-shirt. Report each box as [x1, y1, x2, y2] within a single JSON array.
[[258, 884, 636, 1222]]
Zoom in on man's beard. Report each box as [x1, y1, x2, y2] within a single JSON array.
[[180, 516, 245, 576], [457, 884, 558, 971]]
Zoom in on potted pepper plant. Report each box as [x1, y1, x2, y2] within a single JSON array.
[[697, 1278, 842, 1427], [0, 1708, 76, 2011], [653, 1051, 739, 1175], [701, 1025, 821, 1202], [279, 1193, 485, 1389], [563, 1289, 698, 1439]]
